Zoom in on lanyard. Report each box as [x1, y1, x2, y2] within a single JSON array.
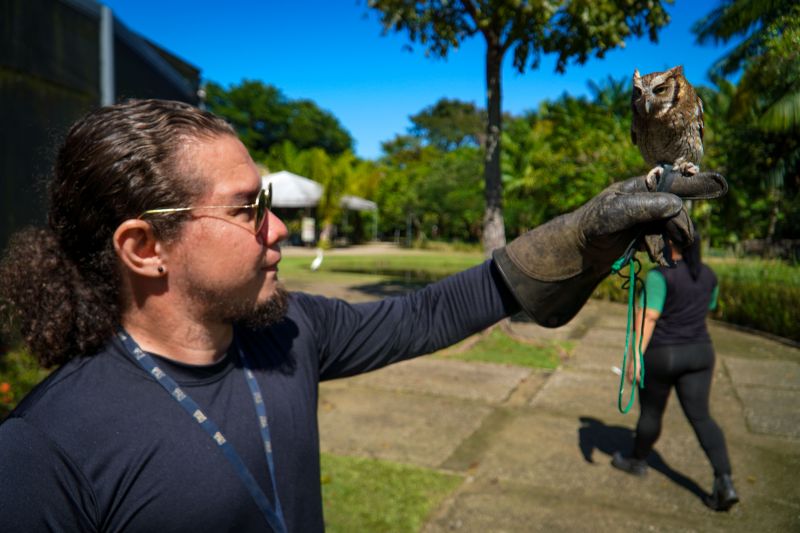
[[116, 329, 287, 533]]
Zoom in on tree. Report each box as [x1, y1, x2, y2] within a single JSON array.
[[694, 2, 800, 241], [366, 0, 671, 254], [502, 94, 643, 236], [693, 0, 795, 79], [587, 75, 631, 119], [409, 98, 486, 150], [204, 80, 353, 160]]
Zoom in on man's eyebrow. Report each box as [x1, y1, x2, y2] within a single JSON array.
[[227, 188, 260, 204]]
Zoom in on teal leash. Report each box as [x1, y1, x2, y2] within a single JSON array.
[[610, 163, 678, 413], [610, 255, 646, 413]]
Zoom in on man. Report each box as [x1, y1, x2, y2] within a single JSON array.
[[0, 99, 726, 531]]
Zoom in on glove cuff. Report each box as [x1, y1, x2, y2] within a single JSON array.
[[492, 246, 605, 328]]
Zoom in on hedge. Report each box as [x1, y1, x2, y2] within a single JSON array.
[[593, 258, 799, 343]]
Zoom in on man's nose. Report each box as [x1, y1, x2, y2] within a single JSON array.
[[260, 210, 288, 245]]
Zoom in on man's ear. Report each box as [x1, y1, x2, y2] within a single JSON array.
[[113, 220, 166, 278]]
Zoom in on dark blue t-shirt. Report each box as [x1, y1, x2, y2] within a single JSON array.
[[0, 261, 516, 532]]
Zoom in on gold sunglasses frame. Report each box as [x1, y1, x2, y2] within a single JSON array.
[[138, 182, 272, 235]]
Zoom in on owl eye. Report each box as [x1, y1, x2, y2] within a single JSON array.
[[654, 85, 668, 95], [632, 87, 642, 98]]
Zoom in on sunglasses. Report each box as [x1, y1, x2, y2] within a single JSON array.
[[139, 182, 272, 235]]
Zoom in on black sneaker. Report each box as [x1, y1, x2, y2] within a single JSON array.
[[611, 451, 648, 476]]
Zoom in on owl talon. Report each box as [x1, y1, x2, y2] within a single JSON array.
[[677, 161, 699, 176], [645, 166, 663, 191]]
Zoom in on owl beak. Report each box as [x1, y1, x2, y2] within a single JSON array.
[[645, 100, 652, 114]]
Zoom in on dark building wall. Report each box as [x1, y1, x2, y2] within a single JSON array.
[[1, 0, 201, 252]]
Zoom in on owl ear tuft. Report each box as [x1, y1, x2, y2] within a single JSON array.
[[633, 69, 641, 81], [669, 65, 684, 76]]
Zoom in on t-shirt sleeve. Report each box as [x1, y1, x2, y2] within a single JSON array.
[[639, 269, 667, 312], [709, 283, 719, 311], [0, 417, 98, 531], [297, 260, 519, 380]]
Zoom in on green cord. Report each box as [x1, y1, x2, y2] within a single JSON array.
[[612, 256, 646, 414]]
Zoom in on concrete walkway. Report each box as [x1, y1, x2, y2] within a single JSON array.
[[283, 250, 800, 532]]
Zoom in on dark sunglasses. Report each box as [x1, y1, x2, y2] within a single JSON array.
[[139, 183, 272, 235]]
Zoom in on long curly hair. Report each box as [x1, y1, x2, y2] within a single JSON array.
[[0, 99, 235, 367]]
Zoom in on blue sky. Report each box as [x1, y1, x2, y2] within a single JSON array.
[[103, 0, 739, 159]]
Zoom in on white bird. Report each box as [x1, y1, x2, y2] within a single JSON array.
[[310, 248, 324, 271]]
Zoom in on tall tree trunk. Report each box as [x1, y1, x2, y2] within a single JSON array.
[[482, 42, 506, 256]]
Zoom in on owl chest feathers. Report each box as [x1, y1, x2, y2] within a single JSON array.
[[632, 108, 703, 168]]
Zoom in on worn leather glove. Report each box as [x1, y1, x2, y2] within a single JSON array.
[[493, 170, 728, 327]]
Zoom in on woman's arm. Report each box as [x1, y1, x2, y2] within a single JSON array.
[[627, 306, 660, 383]]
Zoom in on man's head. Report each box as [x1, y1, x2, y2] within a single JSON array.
[[50, 99, 234, 262], [0, 99, 288, 366], [113, 129, 290, 329]]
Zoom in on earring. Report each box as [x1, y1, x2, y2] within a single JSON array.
[[157, 266, 165, 274]]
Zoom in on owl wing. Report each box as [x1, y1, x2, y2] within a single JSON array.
[[696, 94, 704, 143]]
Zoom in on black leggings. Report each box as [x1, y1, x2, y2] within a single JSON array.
[[633, 342, 732, 476]]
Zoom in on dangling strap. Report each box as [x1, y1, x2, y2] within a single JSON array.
[[610, 257, 646, 413], [610, 165, 677, 412]]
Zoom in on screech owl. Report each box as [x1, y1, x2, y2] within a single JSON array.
[[631, 65, 704, 188]]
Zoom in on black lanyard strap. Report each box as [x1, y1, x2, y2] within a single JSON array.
[[117, 329, 287, 533]]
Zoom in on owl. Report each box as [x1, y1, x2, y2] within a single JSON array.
[[631, 65, 704, 189]]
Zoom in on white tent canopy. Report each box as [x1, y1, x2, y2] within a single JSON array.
[[262, 171, 323, 208], [340, 195, 377, 211]]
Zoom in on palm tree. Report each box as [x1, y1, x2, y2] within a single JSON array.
[[694, 2, 800, 241], [587, 76, 631, 119]]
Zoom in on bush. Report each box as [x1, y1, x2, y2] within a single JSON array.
[[593, 257, 799, 342], [711, 260, 800, 342], [0, 348, 50, 419]]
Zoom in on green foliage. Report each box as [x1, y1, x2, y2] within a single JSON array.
[[711, 259, 800, 342], [0, 348, 50, 419], [693, 0, 795, 78], [438, 328, 565, 369], [321, 453, 461, 533], [376, 142, 484, 242], [367, 0, 672, 252], [204, 80, 353, 160], [502, 93, 644, 237], [367, 0, 671, 74], [692, 1, 800, 243], [409, 98, 486, 151]]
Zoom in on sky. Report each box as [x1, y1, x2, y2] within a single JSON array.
[[102, 0, 739, 160]]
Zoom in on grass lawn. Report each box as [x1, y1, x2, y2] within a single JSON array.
[[279, 250, 484, 283], [437, 327, 569, 370], [321, 453, 462, 533]]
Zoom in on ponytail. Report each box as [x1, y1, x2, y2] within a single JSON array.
[[0, 228, 119, 367]]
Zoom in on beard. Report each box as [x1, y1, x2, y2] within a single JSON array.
[[193, 282, 290, 329]]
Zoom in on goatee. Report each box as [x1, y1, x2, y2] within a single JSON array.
[[196, 283, 290, 329], [236, 285, 290, 329]]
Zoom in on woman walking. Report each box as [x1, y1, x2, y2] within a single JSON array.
[[611, 231, 739, 512]]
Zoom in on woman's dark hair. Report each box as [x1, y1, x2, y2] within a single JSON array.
[[0, 99, 235, 367], [680, 221, 703, 281]]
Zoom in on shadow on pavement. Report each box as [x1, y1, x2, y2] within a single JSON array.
[[578, 416, 709, 503], [352, 280, 428, 298]]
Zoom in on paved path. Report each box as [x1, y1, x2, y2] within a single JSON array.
[[282, 248, 800, 532]]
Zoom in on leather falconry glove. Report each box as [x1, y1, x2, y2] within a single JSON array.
[[493, 170, 728, 328]]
